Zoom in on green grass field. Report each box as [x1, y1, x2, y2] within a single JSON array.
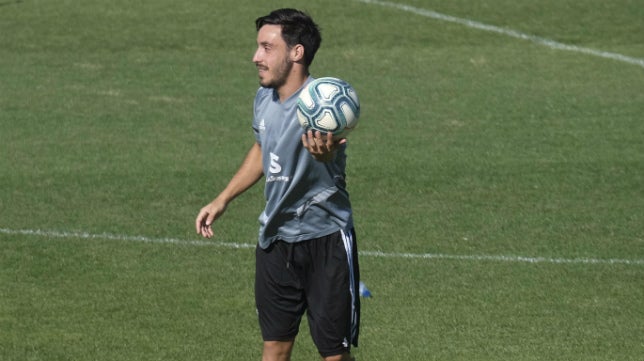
[[2, 0, 643, 360]]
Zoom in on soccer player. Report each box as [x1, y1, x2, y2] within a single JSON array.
[[195, 8, 360, 361]]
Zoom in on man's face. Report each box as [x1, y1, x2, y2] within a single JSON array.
[[252, 24, 293, 89]]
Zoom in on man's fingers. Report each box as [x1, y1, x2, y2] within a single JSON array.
[[195, 211, 207, 234], [324, 132, 334, 147], [196, 207, 216, 238]]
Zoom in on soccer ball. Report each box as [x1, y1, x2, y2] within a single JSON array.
[[297, 77, 360, 140]]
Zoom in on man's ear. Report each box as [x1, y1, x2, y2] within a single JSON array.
[[291, 44, 305, 63]]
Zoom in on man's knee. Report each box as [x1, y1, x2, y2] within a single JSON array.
[[323, 353, 354, 361], [262, 340, 295, 361]]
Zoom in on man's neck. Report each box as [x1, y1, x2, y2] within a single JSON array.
[[277, 71, 309, 103]]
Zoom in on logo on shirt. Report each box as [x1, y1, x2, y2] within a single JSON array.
[[269, 152, 281, 173], [267, 152, 289, 183]]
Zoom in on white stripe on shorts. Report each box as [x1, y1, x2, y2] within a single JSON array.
[[340, 228, 359, 347]]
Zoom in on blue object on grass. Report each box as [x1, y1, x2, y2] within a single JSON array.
[[359, 281, 372, 298]]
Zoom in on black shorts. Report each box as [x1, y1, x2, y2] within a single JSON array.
[[255, 228, 360, 357]]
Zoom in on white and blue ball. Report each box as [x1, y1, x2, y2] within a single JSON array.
[[297, 77, 360, 139]]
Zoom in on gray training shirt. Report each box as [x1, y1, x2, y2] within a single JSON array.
[[252, 77, 353, 249]]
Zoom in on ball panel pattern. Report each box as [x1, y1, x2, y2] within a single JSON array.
[[296, 77, 360, 139]]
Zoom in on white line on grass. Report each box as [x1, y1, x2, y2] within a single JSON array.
[[0, 227, 254, 249], [2, 227, 643, 266], [355, 0, 644, 69]]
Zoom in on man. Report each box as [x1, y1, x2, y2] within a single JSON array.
[[195, 8, 360, 361]]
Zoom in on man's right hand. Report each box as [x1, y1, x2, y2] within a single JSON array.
[[195, 198, 228, 238]]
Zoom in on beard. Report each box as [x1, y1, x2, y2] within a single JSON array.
[[259, 57, 293, 89]]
